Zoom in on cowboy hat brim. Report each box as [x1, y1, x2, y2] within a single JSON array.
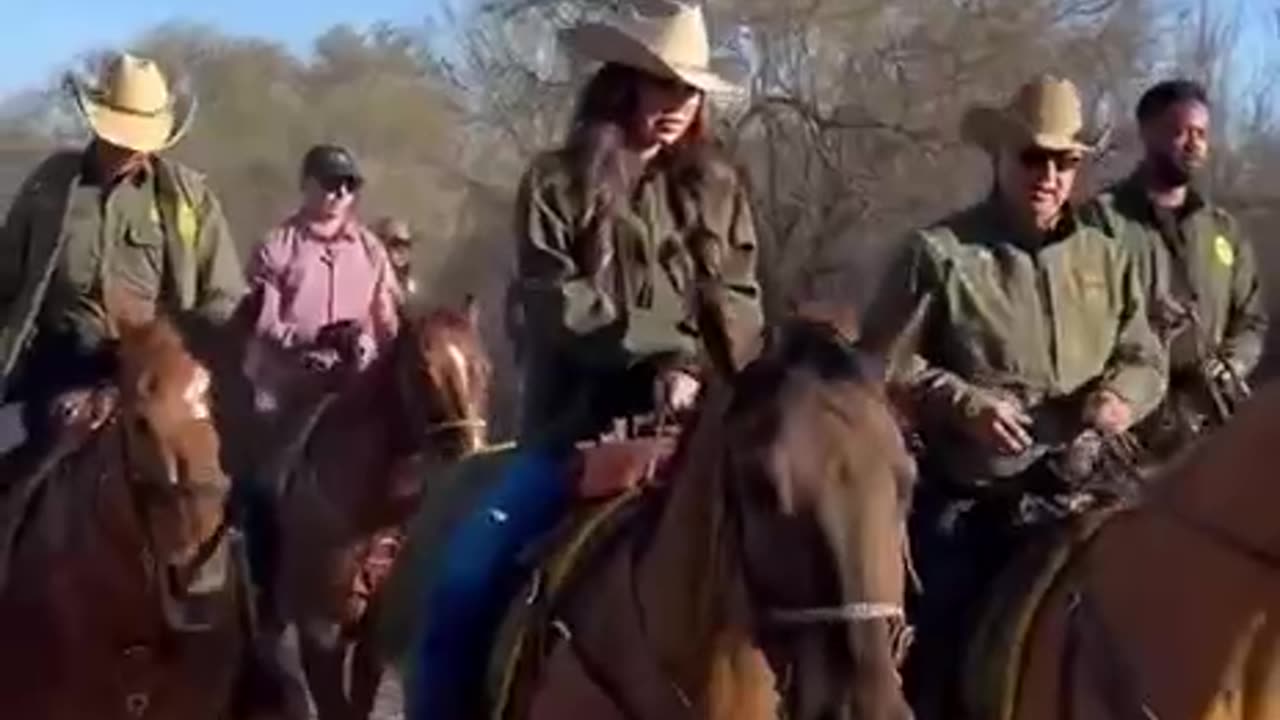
[[69, 77, 196, 153], [561, 23, 740, 95], [961, 106, 1096, 155]]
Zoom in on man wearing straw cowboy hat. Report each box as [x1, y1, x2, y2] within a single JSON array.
[[0, 52, 245, 442], [862, 76, 1166, 717]]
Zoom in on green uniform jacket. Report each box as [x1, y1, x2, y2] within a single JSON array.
[[514, 147, 763, 441], [864, 199, 1167, 478], [0, 149, 247, 396], [1087, 172, 1267, 378]]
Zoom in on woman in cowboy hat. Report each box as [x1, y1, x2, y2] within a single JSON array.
[[408, 2, 763, 717], [861, 75, 1167, 718], [0, 52, 245, 445]]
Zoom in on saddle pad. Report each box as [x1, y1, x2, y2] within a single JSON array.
[[486, 485, 645, 720], [962, 510, 1116, 720], [572, 437, 676, 499]]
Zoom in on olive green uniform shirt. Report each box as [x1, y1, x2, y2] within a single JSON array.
[[43, 162, 168, 353], [515, 148, 763, 440], [1088, 172, 1267, 378], [864, 199, 1167, 478], [0, 149, 247, 397]]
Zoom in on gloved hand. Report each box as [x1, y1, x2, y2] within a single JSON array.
[[1083, 389, 1134, 435], [312, 320, 375, 372], [1202, 356, 1234, 385], [315, 320, 363, 355], [300, 347, 342, 374], [960, 395, 1033, 455], [50, 385, 118, 433], [654, 368, 701, 416]]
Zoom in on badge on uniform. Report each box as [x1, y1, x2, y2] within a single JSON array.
[[1214, 234, 1235, 267]]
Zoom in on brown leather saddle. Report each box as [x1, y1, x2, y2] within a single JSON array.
[[569, 435, 677, 500]]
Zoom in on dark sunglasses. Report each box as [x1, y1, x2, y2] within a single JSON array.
[[316, 175, 361, 194], [1018, 147, 1084, 171]]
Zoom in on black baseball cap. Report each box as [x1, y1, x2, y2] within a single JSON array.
[[301, 144, 364, 187]]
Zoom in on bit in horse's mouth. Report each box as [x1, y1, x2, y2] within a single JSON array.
[[158, 526, 232, 633]]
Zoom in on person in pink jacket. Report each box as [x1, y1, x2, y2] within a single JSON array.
[[244, 144, 401, 414], [239, 144, 401, 681]]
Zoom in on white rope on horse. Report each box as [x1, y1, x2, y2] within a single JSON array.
[[768, 602, 905, 625]]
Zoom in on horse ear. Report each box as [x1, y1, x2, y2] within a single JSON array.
[[463, 294, 480, 331], [858, 296, 930, 383]]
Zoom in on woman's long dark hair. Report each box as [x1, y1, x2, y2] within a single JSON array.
[[564, 63, 719, 213]]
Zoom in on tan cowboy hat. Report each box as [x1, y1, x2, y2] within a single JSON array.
[[561, 0, 739, 95], [962, 75, 1102, 155], [69, 53, 195, 153]]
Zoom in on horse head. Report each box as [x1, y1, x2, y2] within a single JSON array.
[[113, 315, 232, 630], [721, 314, 916, 720], [395, 296, 492, 460]]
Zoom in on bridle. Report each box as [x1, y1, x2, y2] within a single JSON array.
[[118, 412, 233, 601], [418, 417, 489, 440], [393, 325, 489, 451]]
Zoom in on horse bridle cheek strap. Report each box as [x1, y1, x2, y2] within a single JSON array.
[[722, 458, 906, 632], [118, 419, 232, 596], [392, 342, 488, 452]]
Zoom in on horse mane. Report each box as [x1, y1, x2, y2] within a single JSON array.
[[733, 318, 885, 412], [416, 307, 476, 336]]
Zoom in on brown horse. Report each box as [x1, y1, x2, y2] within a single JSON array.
[[276, 300, 491, 720], [388, 316, 917, 720], [960, 380, 1280, 719], [0, 316, 267, 720]]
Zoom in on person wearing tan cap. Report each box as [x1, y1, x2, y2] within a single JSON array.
[[0, 53, 245, 444], [861, 76, 1166, 717], [373, 216, 418, 299]]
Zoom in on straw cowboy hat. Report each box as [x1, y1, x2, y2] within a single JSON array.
[[561, 0, 739, 94], [69, 53, 196, 153], [961, 75, 1104, 155]]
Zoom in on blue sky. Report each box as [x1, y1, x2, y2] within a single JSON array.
[[0, 0, 447, 99], [0, 0, 1276, 101]]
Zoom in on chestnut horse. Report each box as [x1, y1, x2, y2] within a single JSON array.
[[390, 316, 917, 720], [275, 301, 491, 720], [982, 379, 1280, 720], [0, 317, 269, 719]]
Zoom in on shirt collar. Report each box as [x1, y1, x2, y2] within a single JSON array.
[[1119, 167, 1207, 221], [980, 194, 1080, 250], [293, 212, 363, 243], [80, 145, 153, 188]]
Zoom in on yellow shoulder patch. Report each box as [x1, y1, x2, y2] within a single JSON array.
[[177, 202, 199, 246], [1214, 235, 1235, 268]]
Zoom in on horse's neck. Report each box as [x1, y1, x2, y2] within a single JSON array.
[[1160, 384, 1280, 559], [635, 399, 745, 690], [306, 355, 423, 527]]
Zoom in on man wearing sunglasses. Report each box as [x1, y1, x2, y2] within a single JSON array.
[[238, 143, 401, 668], [864, 76, 1165, 717], [243, 144, 401, 413], [1087, 80, 1266, 458]]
